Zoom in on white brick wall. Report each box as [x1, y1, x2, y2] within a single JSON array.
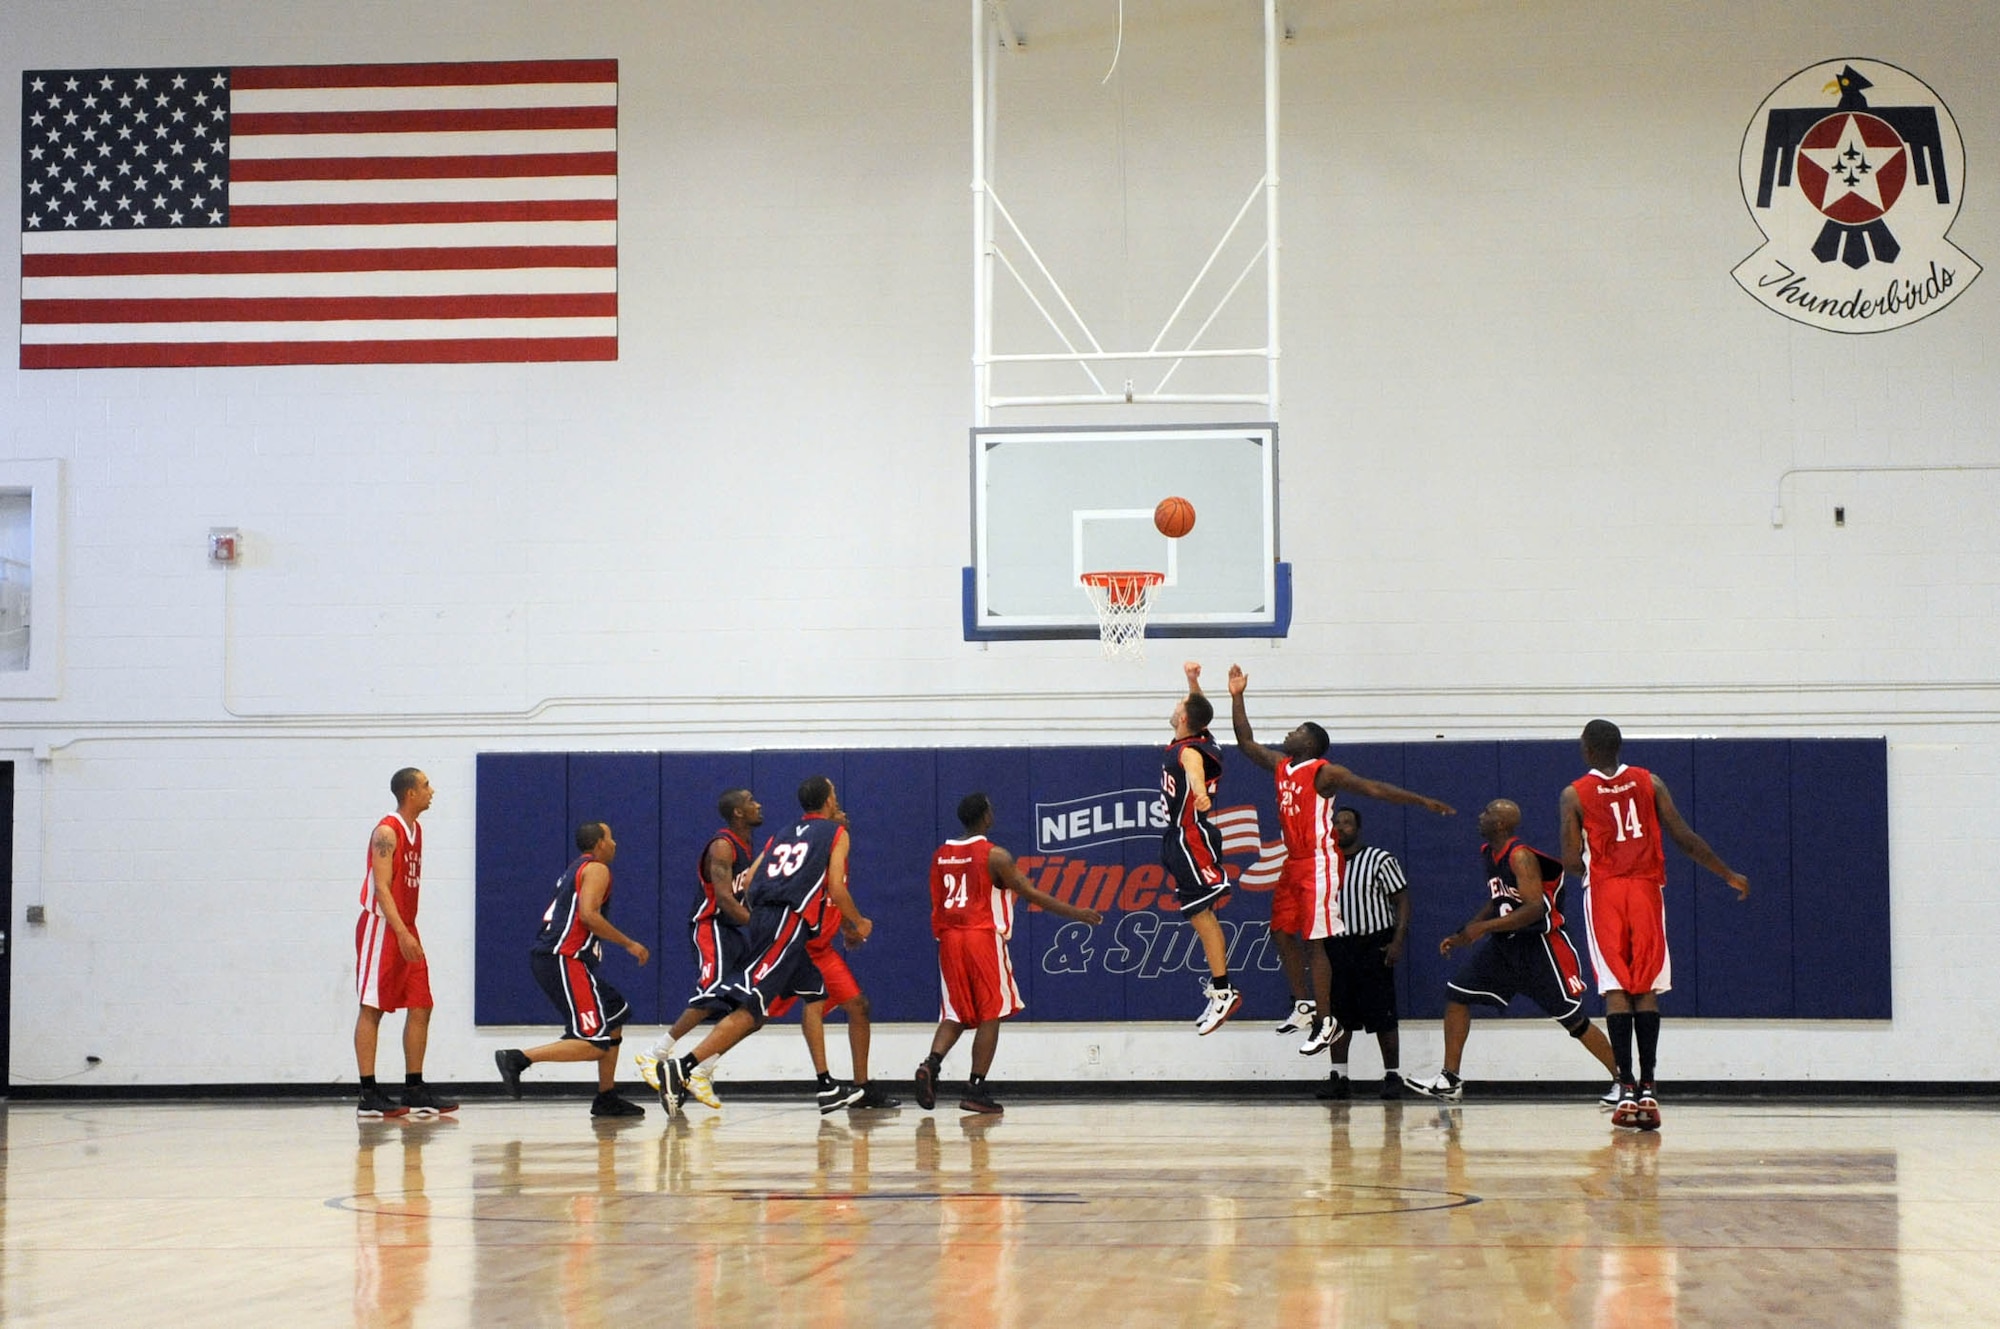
[[2, 0, 1996, 1086]]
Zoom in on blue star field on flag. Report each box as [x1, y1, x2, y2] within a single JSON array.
[[21, 68, 232, 231]]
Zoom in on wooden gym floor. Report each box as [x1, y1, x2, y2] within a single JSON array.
[[1, 1094, 1993, 1326]]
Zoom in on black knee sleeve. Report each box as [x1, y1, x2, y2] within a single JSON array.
[[1561, 1014, 1591, 1039]]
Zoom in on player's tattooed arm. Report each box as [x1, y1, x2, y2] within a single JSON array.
[[369, 825, 423, 963], [992, 844, 1103, 925], [705, 838, 751, 924], [1653, 775, 1750, 899], [1225, 665, 1282, 772]]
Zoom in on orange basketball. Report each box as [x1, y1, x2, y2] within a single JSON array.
[[1154, 495, 1196, 539]]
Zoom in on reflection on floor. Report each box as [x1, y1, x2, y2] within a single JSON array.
[[2, 1096, 1993, 1327]]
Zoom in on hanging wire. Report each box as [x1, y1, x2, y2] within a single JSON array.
[[1101, 0, 1124, 84]]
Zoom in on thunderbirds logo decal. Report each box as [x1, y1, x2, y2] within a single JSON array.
[[1736, 59, 1978, 332]]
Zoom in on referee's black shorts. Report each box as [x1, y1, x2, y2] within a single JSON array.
[[1321, 928, 1399, 1033]]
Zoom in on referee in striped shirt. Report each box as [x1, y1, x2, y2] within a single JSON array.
[[1316, 806, 1411, 1100]]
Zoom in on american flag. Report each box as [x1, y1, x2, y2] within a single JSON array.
[[19, 59, 616, 368], [1210, 804, 1288, 888]]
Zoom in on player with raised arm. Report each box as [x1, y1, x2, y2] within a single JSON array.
[[1561, 719, 1750, 1130], [1226, 665, 1455, 1052], [636, 788, 763, 1113], [1163, 662, 1244, 1034], [656, 776, 873, 1115], [495, 821, 652, 1118], [1403, 800, 1621, 1104], [914, 793, 1104, 1114], [354, 768, 453, 1118]]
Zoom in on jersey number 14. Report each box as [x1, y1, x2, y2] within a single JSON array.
[[1607, 797, 1646, 842]]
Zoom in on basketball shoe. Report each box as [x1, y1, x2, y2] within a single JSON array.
[[1610, 1083, 1643, 1129], [400, 1085, 458, 1117], [852, 1083, 901, 1109], [816, 1082, 865, 1114], [494, 1049, 530, 1100], [357, 1085, 409, 1119], [1298, 1016, 1340, 1056], [685, 1068, 723, 1110], [1275, 999, 1316, 1034], [1403, 1071, 1463, 1104], [960, 1086, 1004, 1114], [1314, 1072, 1350, 1101], [1598, 1078, 1624, 1111], [1634, 1084, 1661, 1132], [1195, 980, 1243, 1035], [634, 1050, 664, 1093], [914, 1061, 937, 1110], [590, 1090, 644, 1118]]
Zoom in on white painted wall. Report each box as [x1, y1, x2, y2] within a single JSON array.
[[2, 0, 1996, 1089]]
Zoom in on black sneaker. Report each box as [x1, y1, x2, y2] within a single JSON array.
[[590, 1091, 644, 1118], [357, 1085, 409, 1119], [1380, 1073, 1404, 1101], [959, 1086, 1003, 1115], [914, 1062, 937, 1111], [816, 1082, 865, 1115], [401, 1085, 459, 1117], [495, 1049, 530, 1100], [1314, 1073, 1351, 1101], [851, 1083, 902, 1110], [661, 1056, 690, 1116]]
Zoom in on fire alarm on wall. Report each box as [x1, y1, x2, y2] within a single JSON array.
[[208, 528, 241, 564]]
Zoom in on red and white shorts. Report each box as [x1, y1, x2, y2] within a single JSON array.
[[937, 928, 1025, 1026], [807, 935, 865, 1008], [356, 912, 432, 1013], [1582, 876, 1672, 995], [1281, 857, 1345, 941]]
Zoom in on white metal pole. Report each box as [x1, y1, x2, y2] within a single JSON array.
[[972, 0, 989, 427], [1264, 0, 1281, 419]]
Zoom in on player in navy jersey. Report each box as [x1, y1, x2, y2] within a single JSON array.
[[1226, 665, 1455, 1052], [636, 788, 763, 1111], [494, 821, 652, 1118], [1404, 800, 1621, 1105], [1161, 662, 1247, 1035], [656, 775, 874, 1114]]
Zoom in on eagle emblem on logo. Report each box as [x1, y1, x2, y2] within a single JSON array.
[[1736, 59, 1978, 332]]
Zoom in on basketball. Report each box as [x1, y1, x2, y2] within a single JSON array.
[[1154, 495, 1196, 539]]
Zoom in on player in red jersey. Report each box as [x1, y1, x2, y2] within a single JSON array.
[[1226, 666, 1455, 1051], [914, 793, 1103, 1114], [354, 768, 455, 1119], [1560, 719, 1750, 1130]]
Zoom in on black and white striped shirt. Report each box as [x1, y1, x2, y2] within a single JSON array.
[[1337, 845, 1408, 937]]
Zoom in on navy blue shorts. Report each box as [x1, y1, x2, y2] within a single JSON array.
[[1162, 823, 1230, 917], [702, 906, 826, 1019], [1445, 931, 1588, 1025], [530, 951, 630, 1047]]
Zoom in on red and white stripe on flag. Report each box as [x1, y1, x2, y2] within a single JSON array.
[[20, 59, 616, 368]]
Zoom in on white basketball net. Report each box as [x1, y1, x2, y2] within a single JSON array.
[[1080, 571, 1164, 662]]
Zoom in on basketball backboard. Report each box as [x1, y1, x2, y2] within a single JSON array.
[[963, 422, 1289, 640]]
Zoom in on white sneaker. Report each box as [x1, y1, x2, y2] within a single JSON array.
[[686, 1068, 722, 1110], [1597, 1078, 1623, 1111], [1298, 1016, 1341, 1056], [635, 1051, 664, 1093], [1275, 999, 1315, 1034], [1403, 1071, 1463, 1104], [1195, 982, 1243, 1035]]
